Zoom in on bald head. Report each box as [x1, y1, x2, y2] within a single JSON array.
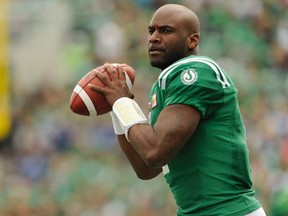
[[153, 4, 200, 35], [148, 4, 201, 69]]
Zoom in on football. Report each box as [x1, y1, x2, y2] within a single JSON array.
[[70, 63, 135, 116]]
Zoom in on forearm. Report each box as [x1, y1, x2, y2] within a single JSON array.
[[117, 135, 162, 180], [112, 98, 167, 167], [111, 97, 200, 176], [112, 98, 200, 169], [127, 124, 168, 168]]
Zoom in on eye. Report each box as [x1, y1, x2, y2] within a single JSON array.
[[148, 27, 154, 35], [162, 28, 173, 34]]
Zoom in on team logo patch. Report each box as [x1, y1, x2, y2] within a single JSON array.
[[181, 69, 198, 85], [151, 93, 157, 109], [148, 93, 157, 110]]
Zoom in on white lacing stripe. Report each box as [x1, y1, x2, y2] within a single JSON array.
[[73, 85, 97, 115]]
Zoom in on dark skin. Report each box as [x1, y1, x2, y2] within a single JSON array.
[[89, 4, 201, 180]]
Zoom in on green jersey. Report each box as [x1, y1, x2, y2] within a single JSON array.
[[148, 55, 261, 215]]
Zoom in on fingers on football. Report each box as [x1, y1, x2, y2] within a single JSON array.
[[88, 83, 105, 94], [115, 65, 126, 81], [104, 64, 118, 80], [95, 69, 112, 86]]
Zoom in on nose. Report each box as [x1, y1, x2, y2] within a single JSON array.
[[149, 31, 160, 43]]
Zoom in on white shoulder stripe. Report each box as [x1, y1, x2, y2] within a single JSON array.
[[158, 57, 230, 90], [191, 58, 230, 88], [197, 57, 230, 88], [158, 64, 179, 89], [73, 85, 97, 116]]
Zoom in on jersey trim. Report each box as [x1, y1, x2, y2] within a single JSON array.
[[158, 56, 230, 90]]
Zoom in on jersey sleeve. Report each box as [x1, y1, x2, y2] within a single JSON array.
[[162, 61, 232, 118]]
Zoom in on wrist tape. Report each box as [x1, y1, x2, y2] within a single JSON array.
[[110, 111, 124, 135], [112, 97, 147, 140]]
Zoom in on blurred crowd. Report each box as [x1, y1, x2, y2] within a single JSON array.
[[1, 0, 288, 215]]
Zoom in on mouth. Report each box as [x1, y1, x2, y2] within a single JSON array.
[[149, 48, 165, 55]]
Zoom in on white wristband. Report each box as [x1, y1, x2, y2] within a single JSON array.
[[112, 97, 147, 140], [110, 111, 124, 135]]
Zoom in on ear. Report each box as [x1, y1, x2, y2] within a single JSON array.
[[187, 33, 200, 50]]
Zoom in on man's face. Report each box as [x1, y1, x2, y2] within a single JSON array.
[[147, 13, 190, 70]]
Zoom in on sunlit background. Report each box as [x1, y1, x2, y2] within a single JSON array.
[[0, 0, 288, 215]]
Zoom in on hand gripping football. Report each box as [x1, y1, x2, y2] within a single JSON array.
[[70, 63, 135, 116]]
